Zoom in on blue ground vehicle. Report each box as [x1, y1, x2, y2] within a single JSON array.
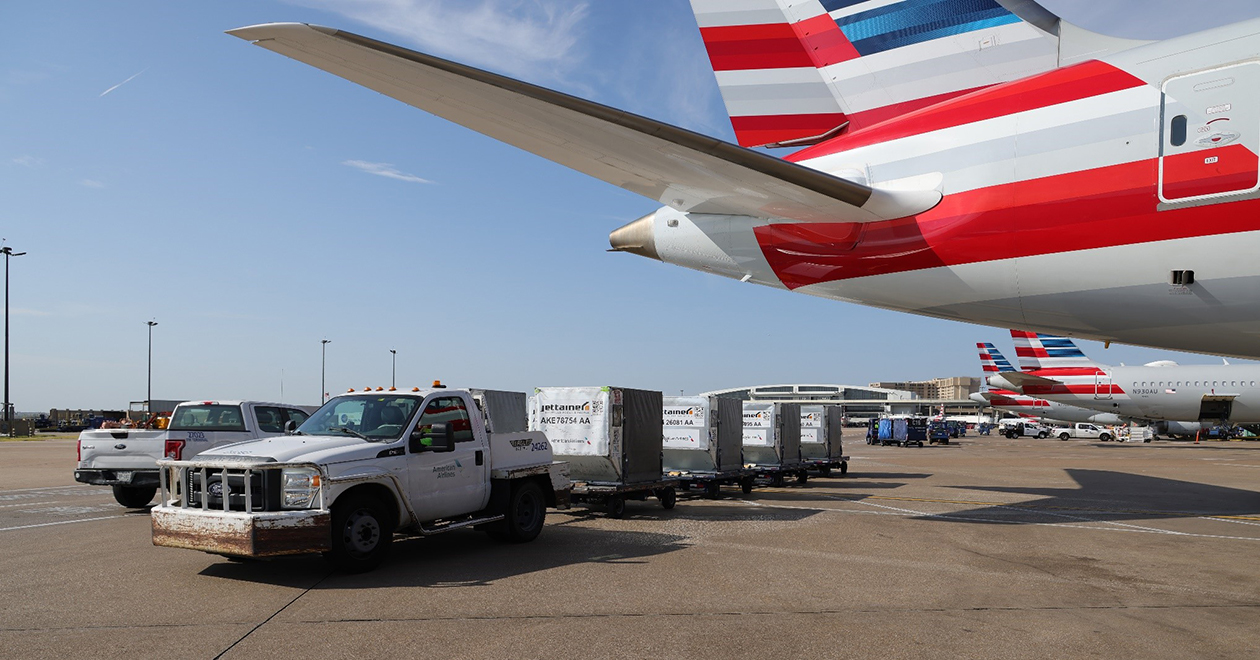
[[928, 421, 951, 445]]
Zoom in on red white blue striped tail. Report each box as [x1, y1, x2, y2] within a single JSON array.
[[1010, 331, 1102, 372], [690, 0, 1079, 148]]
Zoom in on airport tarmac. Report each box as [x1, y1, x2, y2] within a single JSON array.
[[2, 432, 1259, 659]]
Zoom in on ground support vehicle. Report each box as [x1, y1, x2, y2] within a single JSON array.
[[743, 402, 808, 486], [1054, 422, 1114, 442], [530, 386, 672, 516], [928, 421, 952, 445], [661, 396, 753, 497], [1000, 420, 1051, 439], [76, 400, 315, 508], [800, 405, 849, 476], [151, 388, 570, 572]]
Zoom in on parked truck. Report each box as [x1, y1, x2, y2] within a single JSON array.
[[1053, 422, 1115, 442], [151, 388, 570, 572], [76, 400, 315, 508]]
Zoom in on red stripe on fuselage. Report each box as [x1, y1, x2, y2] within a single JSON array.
[[1023, 384, 1126, 396], [1025, 368, 1106, 377], [789, 60, 1145, 161], [755, 155, 1260, 288]]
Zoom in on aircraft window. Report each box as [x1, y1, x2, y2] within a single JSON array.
[[1170, 115, 1188, 146]]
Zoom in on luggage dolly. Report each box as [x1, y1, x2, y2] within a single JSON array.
[[666, 469, 757, 498], [803, 456, 850, 477], [745, 463, 811, 487], [570, 479, 681, 518]]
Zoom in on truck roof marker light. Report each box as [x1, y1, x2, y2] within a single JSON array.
[[388, 387, 396, 392], [412, 387, 420, 392], [347, 388, 355, 392], [433, 380, 445, 389], [376, 386, 384, 391]]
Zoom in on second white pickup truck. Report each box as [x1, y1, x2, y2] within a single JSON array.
[[150, 388, 571, 572], [1054, 423, 1115, 442], [75, 401, 315, 508]]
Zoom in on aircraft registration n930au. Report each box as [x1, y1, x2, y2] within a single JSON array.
[[229, 0, 1260, 358]]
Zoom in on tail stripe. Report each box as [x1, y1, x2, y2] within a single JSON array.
[[833, 0, 1022, 56]]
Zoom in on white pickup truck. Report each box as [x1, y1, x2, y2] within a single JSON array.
[[150, 388, 571, 572], [75, 401, 315, 508], [999, 419, 1052, 439], [1053, 423, 1115, 442]]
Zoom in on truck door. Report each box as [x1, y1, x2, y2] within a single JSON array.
[[1160, 63, 1260, 203], [406, 394, 489, 522]]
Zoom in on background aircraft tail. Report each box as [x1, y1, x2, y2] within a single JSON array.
[[978, 342, 1017, 374], [689, 0, 1146, 148], [1010, 331, 1103, 372]]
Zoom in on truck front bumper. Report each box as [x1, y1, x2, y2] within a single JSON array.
[[75, 468, 160, 487], [151, 505, 331, 557]]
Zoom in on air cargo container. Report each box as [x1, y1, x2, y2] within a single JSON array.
[[529, 386, 677, 517], [742, 402, 808, 486], [799, 405, 849, 476], [661, 396, 752, 497]]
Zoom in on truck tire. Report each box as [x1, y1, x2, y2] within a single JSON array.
[[1099, 433, 1113, 442], [740, 478, 755, 495], [112, 485, 156, 508], [504, 481, 546, 543], [605, 496, 627, 518], [1038, 432, 1049, 439], [1059, 433, 1070, 441], [839, 461, 848, 476], [704, 481, 721, 499], [657, 487, 677, 510], [796, 471, 809, 485], [325, 495, 392, 573]]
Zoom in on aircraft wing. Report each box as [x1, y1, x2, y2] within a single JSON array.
[[227, 23, 941, 224]]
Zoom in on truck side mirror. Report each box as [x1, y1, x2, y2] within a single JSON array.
[[284, 420, 297, 435], [410, 422, 454, 453]]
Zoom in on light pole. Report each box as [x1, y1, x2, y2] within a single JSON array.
[[321, 339, 331, 403], [146, 320, 158, 415], [390, 349, 397, 389], [3, 245, 26, 438]]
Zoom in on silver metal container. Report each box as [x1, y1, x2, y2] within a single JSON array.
[[800, 405, 845, 463], [661, 396, 742, 474], [470, 389, 527, 434], [742, 402, 802, 468], [529, 386, 662, 484]]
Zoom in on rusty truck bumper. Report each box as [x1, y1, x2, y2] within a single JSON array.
[[151, 505, 331, 557]]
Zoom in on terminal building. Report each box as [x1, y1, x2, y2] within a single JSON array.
[[700, 381, 985, 422]]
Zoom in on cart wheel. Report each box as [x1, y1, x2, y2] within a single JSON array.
[[657, 487, 677, 510], [605, 496, 627, 518], [918, 441, 925, 447], [796, 471, 809, 485], [771, 473, 786, 487], [839, 461, 848, 476], [819, 466, 832, 477], [704, 481, 721, 499], [741, 478, 754, 495]]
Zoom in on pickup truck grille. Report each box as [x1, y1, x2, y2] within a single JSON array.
[[179, 467, 283, 512]]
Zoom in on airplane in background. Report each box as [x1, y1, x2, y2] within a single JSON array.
[[228, 0, 1260, 358], [987, 331, 1250, 429], [972, 343, 1123, 425]]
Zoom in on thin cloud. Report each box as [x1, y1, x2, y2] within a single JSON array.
[[342, 159, 434, 184], [282, 0, 588, 81], [11, 308, 52, 317], [78, 179, 105, 189], [11, 155, 45, 168], [99, 67, 148, 97]]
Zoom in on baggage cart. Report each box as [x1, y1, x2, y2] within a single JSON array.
[[742, 402, 808, 486], [530, 386, 677, 516], [800, 405, 849, 476], [662, 396, 754, 497]]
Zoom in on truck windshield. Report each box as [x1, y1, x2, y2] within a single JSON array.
[[299, 395, 421, 441], [169, 404, 248, 432]]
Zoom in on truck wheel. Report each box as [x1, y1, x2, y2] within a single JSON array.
[[504, 481, 546, 543], [740, 478, 754, 495], [839, 461, 848, 476], [325, 495, 392, 573], [796, 471, 809, 485], [1038, 432, 1049, 439], [112, 485, 156, 508], [657, 487, 677, 510], [704, 481, 721, 499], [605, 496, 627, 518], [1100, 433, 1112, 442], [1059, 433, 1070, 441]]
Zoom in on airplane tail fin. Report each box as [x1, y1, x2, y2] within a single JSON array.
[[978, 342, 1016, 374], [690, 0, 1147, 148], [1010, 331, 1102, 372]]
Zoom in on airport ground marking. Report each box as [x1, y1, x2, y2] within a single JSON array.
[[0, 514, 136, 532]]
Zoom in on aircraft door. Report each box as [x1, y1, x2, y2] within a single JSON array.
[[1199, 396, 1234, 422], [1160, 62, 1260, 203], [1094, 371, 1114, 400]]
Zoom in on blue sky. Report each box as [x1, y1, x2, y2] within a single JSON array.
[[3, 0, 1259, 412]]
